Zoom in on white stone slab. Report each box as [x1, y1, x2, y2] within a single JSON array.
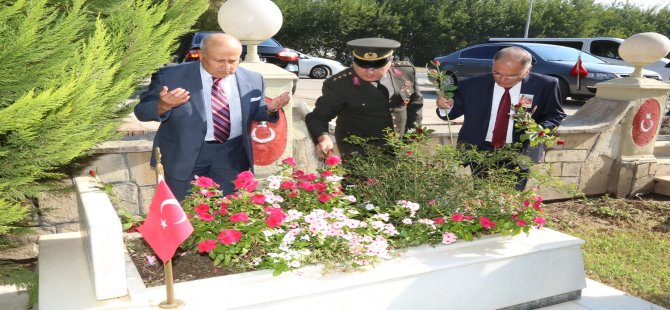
[[74, 177, 127, 300], [127, 228, 587, 309]]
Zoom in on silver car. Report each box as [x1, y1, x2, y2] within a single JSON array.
[[432, 42, 662, 103]]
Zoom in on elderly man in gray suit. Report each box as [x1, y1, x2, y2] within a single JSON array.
[[135, 33, 290, 200]]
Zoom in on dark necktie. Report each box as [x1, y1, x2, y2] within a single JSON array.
[[491, 87, 512, 149], [377, 82, 389, 99], [211, 77, 231, 142]]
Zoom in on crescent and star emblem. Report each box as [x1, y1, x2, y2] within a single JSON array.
[[640, 113, 654, 133], [159, 198, 187, 229]]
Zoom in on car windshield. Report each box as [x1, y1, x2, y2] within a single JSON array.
[[528, 45, 606, 64]]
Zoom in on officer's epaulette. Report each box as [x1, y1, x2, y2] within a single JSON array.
[[330, 68, 353, 81]]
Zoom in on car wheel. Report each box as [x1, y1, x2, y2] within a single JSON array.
[[558, 78, 570, 104], [309, 66, 330, 79], [444, 72, 458, 86]]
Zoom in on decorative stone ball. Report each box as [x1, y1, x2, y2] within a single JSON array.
[[619, 32, 670, 65], [218, 0, 283, 42]]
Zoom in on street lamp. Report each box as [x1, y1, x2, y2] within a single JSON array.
[[217, 0, 283, 63], [524, 0, 534, 38]]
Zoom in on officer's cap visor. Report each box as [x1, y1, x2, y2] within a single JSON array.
[[353, 56, 391, 69]]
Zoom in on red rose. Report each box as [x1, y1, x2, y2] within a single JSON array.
[[557, 139, 565, 145], [89, 170, 97, 177], [230, 212, 249, 223], [325, 155, 342, 166], [432, 59, 440, 66], [218, 229, 242, 245], [264, 206, 286, 228], [281, 157, 298, 167], [198, 239, 217, 253], [406, 151, 414, 155]]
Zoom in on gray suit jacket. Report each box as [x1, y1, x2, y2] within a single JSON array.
[[134, 61, 276, 181]]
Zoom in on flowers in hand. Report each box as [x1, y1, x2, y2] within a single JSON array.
[[511, 103, 564, 148], [427, 60, 458, 99]]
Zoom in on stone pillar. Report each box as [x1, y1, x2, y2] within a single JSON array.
[[597, 33, 670, 196]]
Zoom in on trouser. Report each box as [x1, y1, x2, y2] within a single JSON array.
[[165, 136, 248, 201]]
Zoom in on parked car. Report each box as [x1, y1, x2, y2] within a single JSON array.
[[489, 37, 670, 81], [432, 42, 662, 103], [297, 52, 346, 79], [181, 31, 299, 76]]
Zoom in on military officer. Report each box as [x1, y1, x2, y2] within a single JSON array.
[[305, 38, 423, 159]]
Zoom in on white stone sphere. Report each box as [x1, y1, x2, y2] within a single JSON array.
[[217, 0, 283, 42], [619, 32, 670, 65]]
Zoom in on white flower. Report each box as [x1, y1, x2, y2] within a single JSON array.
[[402, 218, 413, 225]]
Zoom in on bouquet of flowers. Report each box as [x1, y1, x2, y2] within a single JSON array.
[[511, 102, 565, 148]]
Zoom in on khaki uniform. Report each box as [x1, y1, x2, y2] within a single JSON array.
[[305, 61, 423, 157]]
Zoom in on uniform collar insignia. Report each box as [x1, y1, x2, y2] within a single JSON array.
[[352, 76, 360, 87]]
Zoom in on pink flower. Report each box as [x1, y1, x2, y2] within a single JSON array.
[[280, 181, 297, 190], [195, 176, 217, 188], [365, 178, 379, 187], [265, 207, 286, 228], [441, 232, 457, 244], [451, 213, 464, 222], [288, 191, 298, 197], [233, 171, 258, 192], [301, 173, 318, 181], [318, 193, 332, 203], [532, 195, 543, 211], [230, 212, 249, 223], [197, 239, 217, 253], [198, 212, 215, 222], [533, 216, 546, 228], [313, 182, 328, 193], [464, 215, 474, 220], [479, 217, 496, 229], [325, 155, 342, 166], [281, 157, 297, 167], [515, 219, 527, 227], [434, 217, 445, 224], [251, 194, 267, 205], [218, 229, 242, 245], [194, 204, 210, 214], [218, 206, 229, 216], [320, 170, 333, 177], [298, 181, 315, 191]]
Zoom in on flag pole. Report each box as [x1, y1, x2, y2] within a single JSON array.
[[154, 147, 184, 309], [577, 53, 582, 91]]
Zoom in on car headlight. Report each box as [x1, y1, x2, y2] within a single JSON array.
[[585, 72, 618, 80]]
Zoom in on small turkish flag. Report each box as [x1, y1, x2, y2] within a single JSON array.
[[137, 180, 194, 263], [570, 55, 588, 79]]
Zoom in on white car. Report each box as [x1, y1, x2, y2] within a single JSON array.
[[298, 53, 346, 79]]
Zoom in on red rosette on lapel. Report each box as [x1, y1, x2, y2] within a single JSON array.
[[251, 97, 287, 166], [392, 68, 403, 77]]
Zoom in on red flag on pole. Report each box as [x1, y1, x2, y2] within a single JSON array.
[[570, 54, 588, 79], [137, 180, 194, 263]]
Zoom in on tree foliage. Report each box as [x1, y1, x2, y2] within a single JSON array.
[[0, 0, 207, 232], [187, 0, 670, 65]]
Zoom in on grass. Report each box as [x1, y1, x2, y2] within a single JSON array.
[[544, 195, 670, 308]]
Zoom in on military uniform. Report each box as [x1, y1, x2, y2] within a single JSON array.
[[305, 38, 423, 157]]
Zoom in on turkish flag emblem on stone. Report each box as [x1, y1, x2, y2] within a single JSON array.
[[251, 97, 287, 166], [137, 180, 193, 263]]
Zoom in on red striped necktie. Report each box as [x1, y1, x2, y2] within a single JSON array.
[[491, 87, 512, 149], [211, 77, 231, 142]]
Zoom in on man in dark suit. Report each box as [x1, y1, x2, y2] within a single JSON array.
[[436, 46, 566, 190], [135, 33, 289, 200], [305, 38, 423, 159]]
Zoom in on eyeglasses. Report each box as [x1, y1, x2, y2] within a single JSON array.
[[353, 57, 391, 69], [491, 72, 522, 79]]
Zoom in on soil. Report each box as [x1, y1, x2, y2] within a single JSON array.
[[126, 194, 670, 288]]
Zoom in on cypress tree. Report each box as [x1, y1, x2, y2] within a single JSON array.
[[0, 0, 208, 234]]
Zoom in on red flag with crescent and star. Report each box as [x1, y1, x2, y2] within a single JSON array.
[[137, 180, 194, 263], [570, 54, 588, 79]]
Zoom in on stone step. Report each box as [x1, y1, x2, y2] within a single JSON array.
[[653, 135, 670, 157], [653, 175, 670, 196]]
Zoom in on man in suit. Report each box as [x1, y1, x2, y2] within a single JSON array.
[[305, 38, 423, 159], [436, 46, 566, 190], [135, 33, 290, 200]]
